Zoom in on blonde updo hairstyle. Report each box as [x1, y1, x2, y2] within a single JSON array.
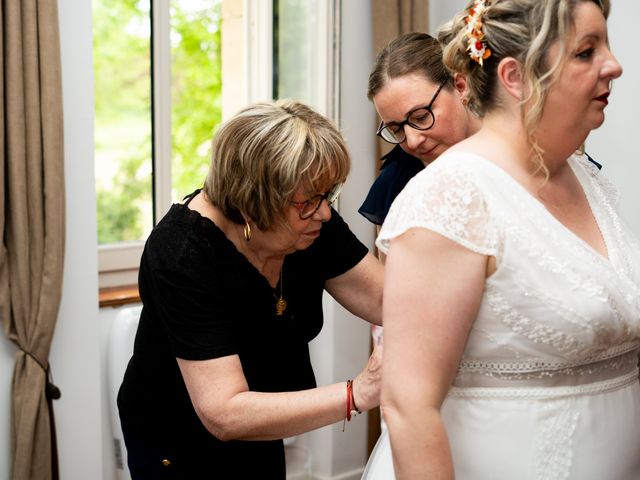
[[439, 0, 609, 172], [203, 100, 350, 231]]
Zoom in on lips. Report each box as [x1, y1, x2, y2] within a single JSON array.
[[304, 229, 321, 238], [595, 92, 609, 105]]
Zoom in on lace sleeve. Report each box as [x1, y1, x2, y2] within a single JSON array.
[[376, 155, 498, 256]]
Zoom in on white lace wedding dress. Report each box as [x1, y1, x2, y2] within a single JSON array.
[[363, 152, 640, 480]]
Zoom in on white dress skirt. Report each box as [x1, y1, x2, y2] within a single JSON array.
[[363, 152, 640, 480]]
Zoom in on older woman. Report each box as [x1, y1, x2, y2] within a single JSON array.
[[366, 0, 639, 478], [118, 100, 383, 479]]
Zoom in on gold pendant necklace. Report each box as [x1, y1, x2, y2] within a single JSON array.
[[275, 266, 287, 316]]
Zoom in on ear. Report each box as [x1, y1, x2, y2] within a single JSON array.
[[496, 57, 524, 100], [453, 73, 471, 104]]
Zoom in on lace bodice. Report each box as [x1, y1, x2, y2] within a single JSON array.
[[377, 151, 640, 391]]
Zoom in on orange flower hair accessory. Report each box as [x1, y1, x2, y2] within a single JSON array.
[[465, 0, 492, 66]]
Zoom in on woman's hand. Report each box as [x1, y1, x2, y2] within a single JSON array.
[[352, 338, 383, 412]]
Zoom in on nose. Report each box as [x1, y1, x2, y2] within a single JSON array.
[[604, 48, 623, 81], [312, 198, 332, 221], [403, 125, 426, 152]]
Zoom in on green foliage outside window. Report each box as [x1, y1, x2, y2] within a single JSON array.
[[170, 3, 222, 200], [93, 0, 222, 245]]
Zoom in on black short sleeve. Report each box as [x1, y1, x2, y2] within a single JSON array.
[[138, 209, 243, 360], [291, 207, 369, 280]]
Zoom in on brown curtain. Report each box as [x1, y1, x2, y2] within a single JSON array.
[[367, 0, 429, 454], [0, 1, 65, 479]]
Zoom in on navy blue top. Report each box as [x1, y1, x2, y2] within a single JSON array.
[[358, 145, 424, 225]]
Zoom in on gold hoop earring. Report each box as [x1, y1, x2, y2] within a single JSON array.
[[461, 97, 469, 106], [243, 220, 252, 241]]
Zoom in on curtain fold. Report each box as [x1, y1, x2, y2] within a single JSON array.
[[0, 1, 65, 479], [372, 0, 430, 55]]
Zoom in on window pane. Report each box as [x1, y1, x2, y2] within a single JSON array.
[[273, 0, 319, 107], [93, 0, 153, 245], [170, 1, 222, 202]]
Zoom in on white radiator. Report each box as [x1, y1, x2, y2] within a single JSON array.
[[107, 305, 142, 480]]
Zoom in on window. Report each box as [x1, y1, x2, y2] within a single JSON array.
[[93, 0, 222, 288], [273, 0, 337, 114], [273, 0, 321, 106], [244, 0, 338, 115], [93, 0, 153, 247]]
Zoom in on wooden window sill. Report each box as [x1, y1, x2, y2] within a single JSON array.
[[99, 284, 141, 308]]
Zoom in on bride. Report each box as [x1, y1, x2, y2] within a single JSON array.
[[364, 0, 640, 478]]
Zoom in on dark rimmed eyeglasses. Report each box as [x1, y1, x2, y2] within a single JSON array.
[[290, 183, 343, 219], [376, 79, 448, 145]]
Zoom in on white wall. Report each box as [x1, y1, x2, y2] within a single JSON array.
[[429, 0, 466, 35], [586, 0, 640, 236], [49, 0, 104, 478]]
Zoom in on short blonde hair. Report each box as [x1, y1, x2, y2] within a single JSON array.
[[203, 100, 350, 230], [439, 0, 609, 174]]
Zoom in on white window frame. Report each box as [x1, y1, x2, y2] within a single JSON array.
[[98, 0, 340, 289], [248, 0, 339, 118], [244, 0, 273, 105]]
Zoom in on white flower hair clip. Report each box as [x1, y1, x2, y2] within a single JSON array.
[[465, 0, 492, 66]]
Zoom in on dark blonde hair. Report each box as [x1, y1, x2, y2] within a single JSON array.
[[367, 32, 452, 101], [439, 0, 609, 173], [203, 100, 350, 230]]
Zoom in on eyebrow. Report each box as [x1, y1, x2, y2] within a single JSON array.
[[383, 102, 432, 126], [577, 33, 601, 42]]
